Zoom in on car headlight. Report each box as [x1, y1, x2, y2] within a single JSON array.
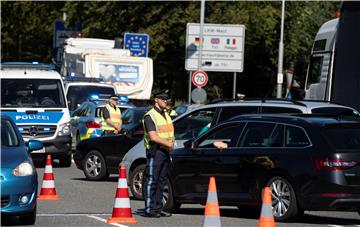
[[12, 162, 34, 176], [57, 122, 71, 136]]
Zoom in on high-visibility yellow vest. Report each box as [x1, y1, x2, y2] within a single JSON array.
[[143, 108, 174, 150], [101, 103, 121, 131]]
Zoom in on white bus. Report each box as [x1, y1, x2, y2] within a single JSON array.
[[304, 2, 360, 111]]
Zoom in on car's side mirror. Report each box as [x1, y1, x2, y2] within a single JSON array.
[[27, 140, 43, 153]]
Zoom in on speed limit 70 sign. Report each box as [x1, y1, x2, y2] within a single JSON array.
[[192, 70, 208, 87]]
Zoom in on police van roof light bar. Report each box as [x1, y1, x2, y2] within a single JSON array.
[[1, 62, 56, 71]]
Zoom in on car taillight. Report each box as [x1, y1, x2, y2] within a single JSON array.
[[313, 156, 358, 171], [86, 121, 101, 128]]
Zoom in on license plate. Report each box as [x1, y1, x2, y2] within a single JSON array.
[[32, 147, 46, 154]]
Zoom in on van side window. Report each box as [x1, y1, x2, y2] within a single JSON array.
[[285, 126, 310, 147], [218, 106, 258, 123], [238, 122, 276, 147], [174, 108, 216, 140]]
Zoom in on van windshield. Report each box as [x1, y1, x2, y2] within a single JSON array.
[[1, 79, 66, 108]]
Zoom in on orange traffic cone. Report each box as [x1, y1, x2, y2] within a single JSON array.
[[203, 177, 221, 227], [38, 155, 60, 200], [258, 187, 276, 227], [107, 165, 137, 224]]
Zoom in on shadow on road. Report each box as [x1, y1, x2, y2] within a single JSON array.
[[175, 207, 360, 225], [296, 213, 360, 225], [70, 176, 119, 182]]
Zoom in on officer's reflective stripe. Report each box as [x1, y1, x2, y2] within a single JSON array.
[[206, 191, 218, 203], [203, 216, 221, 227], [44, 165, 53, 173], [260, 204, 274, 217], [157, 124, 174, 133], [117, 179, 127, 188], [145, 157, 154, 214], [114, 198, 131, 208], [42, 180, 55, 188]]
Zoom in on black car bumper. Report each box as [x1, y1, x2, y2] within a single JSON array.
[[302, 194, 360, 211], [31, 135, 72, 160]]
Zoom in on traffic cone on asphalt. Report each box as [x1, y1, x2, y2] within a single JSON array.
[[258, 187, 275, 227], [203, 177, 221, 227], [38, 155, 60, 201], [107, 165, 137, 224]]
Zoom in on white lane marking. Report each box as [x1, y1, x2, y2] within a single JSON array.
[[87, 215, 128, 227], [328, 225, 344, 227], [37, 213, 112, 216]]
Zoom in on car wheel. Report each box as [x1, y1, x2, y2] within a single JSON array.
[[129, 164, 145, 200], [163, 177, 181, 213], [60, 154, 72, 167], [83, 150, 108, 181], [267, 176, 298, 222], [19, 206, 36, 225]]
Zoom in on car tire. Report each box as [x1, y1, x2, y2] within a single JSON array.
[[129, 164, 145, 200], [163, 177, 181, 213], [267, 176, 298, 222], [60, 154, 72, 167], [19, 206, 36, 225], [83, 150, 108, 181]]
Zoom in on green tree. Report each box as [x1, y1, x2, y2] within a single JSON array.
[[1, 1, 339, 101]]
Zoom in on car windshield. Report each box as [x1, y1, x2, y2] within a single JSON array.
[[322, 126, 360, 150], [1, 119, 19, 147], [67, 85, 116, 111], [122, 108, 147, 125], [1, 79, 66, 108]]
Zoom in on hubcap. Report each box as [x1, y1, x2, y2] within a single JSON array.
[[85, 155, 102, 177], [133, 171, 143, 196], [162, 183, 169, 206], [270, 179, 291, 218]]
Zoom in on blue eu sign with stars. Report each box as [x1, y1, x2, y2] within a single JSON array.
[[124, 33, 149, 57]]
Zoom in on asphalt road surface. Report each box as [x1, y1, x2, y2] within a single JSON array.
[[2, 160, 359, 227]]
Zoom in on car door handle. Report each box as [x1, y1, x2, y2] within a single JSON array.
[[215, 159, 222, 165]]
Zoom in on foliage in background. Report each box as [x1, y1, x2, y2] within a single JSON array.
[[1, 1, 339, 101]]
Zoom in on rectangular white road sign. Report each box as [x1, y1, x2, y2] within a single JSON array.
[[185, 23, 245, 72]]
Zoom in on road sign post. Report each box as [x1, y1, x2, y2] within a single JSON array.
[[192, 70, 208, 87]]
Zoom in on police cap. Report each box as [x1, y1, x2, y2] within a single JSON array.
[[109, 95, 119, 100], [154, 89, 170, 100]]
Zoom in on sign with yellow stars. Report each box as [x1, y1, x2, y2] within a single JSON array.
[[124, 33, 149, 57]]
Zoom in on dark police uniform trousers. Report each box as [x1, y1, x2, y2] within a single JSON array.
[[144, 147, 170, 214]]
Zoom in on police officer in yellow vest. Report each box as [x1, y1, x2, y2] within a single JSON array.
[[102, 95, 122, 136], [143, 90, 174, 218]]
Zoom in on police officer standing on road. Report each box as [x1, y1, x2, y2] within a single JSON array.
[[143, 90, 174, 218], [101, 96, 122, 136]]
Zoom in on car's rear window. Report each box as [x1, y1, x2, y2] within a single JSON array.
[[322, 126, 360, 149], [1, 119, 19, 147]]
